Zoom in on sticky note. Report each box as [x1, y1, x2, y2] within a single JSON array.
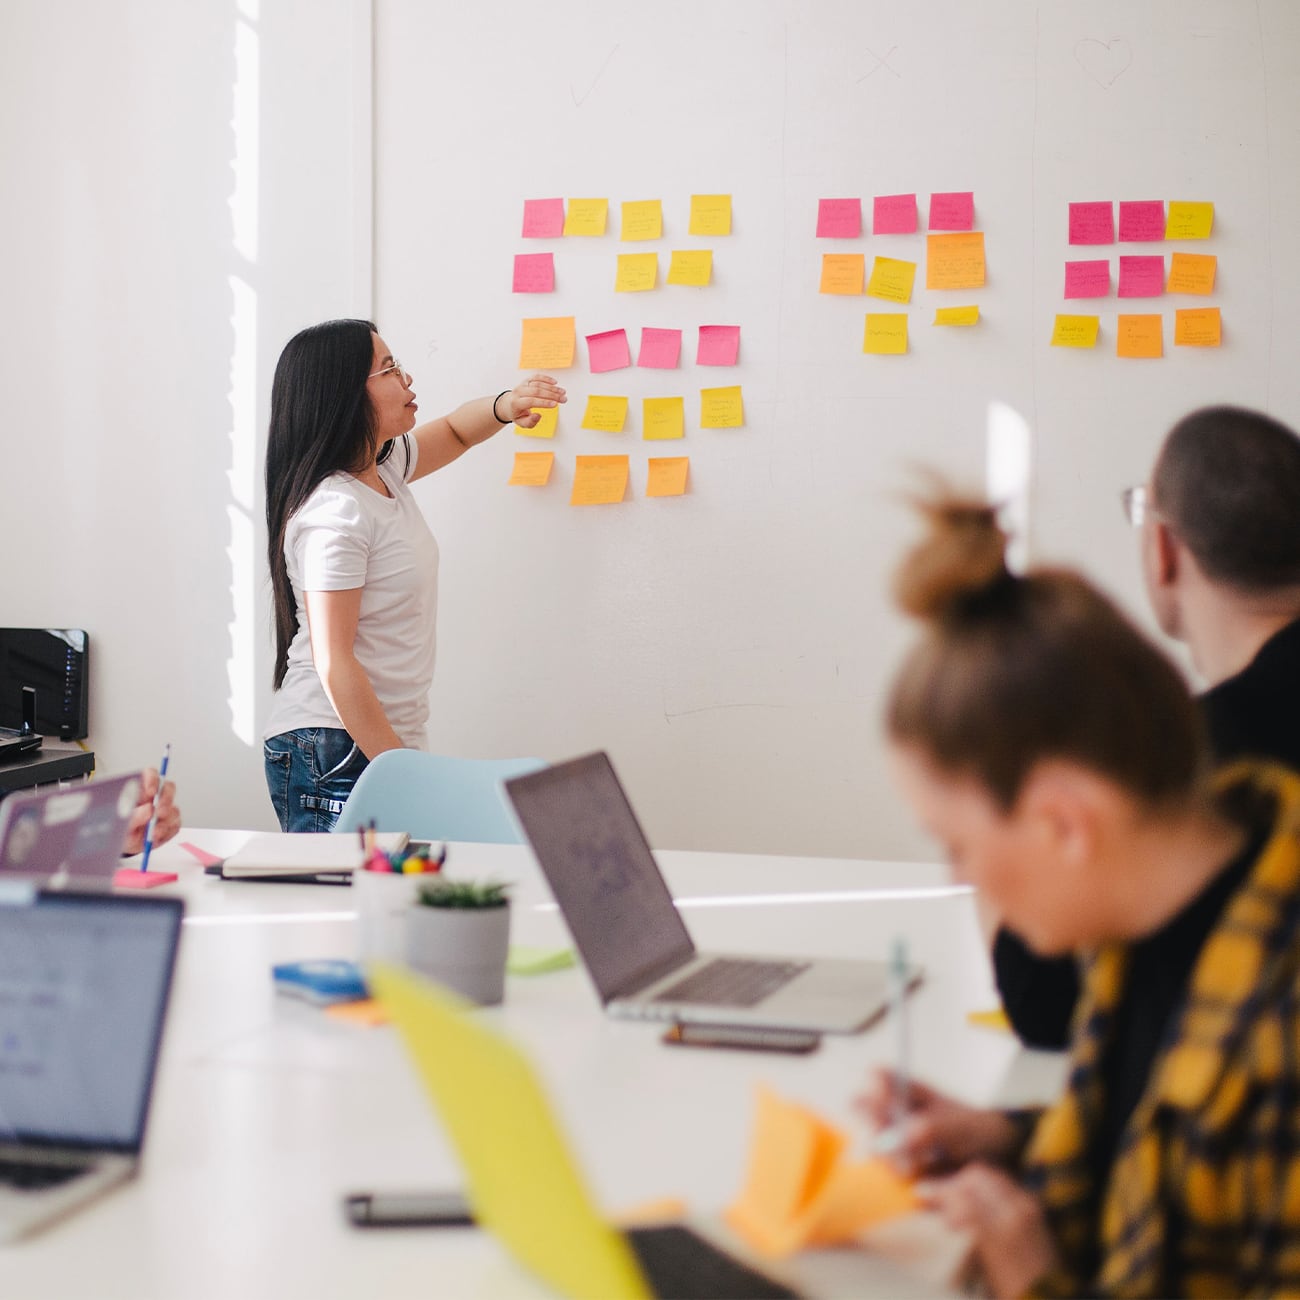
[[667, 250, 713, 287], [615, 252, 658, 293], [512, 252, 555, 293], [643, 396, 685, 440], [819, 253, 865, 295], [585, 328, 631, 373], [1165, 201, 1214, 240], [1167, 252, 1217, 295], [928, 191, 974, 232], [689, 193, 732, 236], [697, 324, 740, 366], [1118, 255, 1165, 298], [326, 999, 389, 1027], [1051, 314, 1100, 348], [521, 198, 564, 239], [620, 199, 663, 241], [926, 232, 985, 289], [570, 455, 629, 505], [967, 1008, 1012, 1033], [563, 197, 608, 236], [516, 405, 558, 439], [508, 451, 555, 485], [1175, 307, 1222, 347], [933, 305, 979, 325], [505, 945, 576, 976], [1069, 202, 1115, 245], [866, 256, 917, 304], [1117, 313, 1163, 358], [580, 395, 629, 433], [519, 316, 575, 369], [1064, 259, 1110, 298], [646, 457, 689, 497], [873, 193, 917, 234], [637, 327, 682, 369], [863, 313, 908, 355], [1118, 200, 1165, 242], [816, 198, 862, 238], [700, 385, 743, 428]]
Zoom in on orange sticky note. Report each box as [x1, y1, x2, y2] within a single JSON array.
[[699, 385, 743, 428], [325, 998, 390, 1027], [819, 253, 864, 295], [1175, 307, 1222, 347], [646, 457, 689, 497], [620, 199, 663, 241], [1166, 252, 1216, 295], [926, 232, 986, 289], [643, 396, 685, 441], [1050, 314, 1100, 348], [667, 250, 713, 287], [508, 451, 554, 486], [802, 1159, 921, 1246], [863, 313, 908, 355], [615, 253, 658, 292], [689, 194, 732, 235], [570, 455, 629, 505], [519, 317, 576, 369], [516, 404, 558, 438], [866, 256, 917, 304], [563, 197, 608, 236], [1117, 313, 1163, 358]]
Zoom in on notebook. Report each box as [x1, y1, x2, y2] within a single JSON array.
[[505, 752, 908, 1034], [371, 963, 798, 1299], [0, 889, 183, 1242], [219, 831, 408, 883]]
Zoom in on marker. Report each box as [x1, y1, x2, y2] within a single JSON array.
[[875, 935, 911, 1155], [139, 744, 171, 874]]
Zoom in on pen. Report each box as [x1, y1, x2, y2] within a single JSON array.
[[890, 935, 910, 1136], [139, 744, 171, 874]]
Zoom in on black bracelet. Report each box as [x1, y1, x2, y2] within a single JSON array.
[[492, 389, 512, 424]]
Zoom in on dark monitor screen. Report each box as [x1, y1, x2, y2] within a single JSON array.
[[0, 629, 89, 740]]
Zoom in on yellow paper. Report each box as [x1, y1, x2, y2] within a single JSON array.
[[866, 256, 917, 304], [863, 313, 908, 355], [1050, 314, 1100, 348], [934, 305, 980, 326], [699, 385, 743, 428], [571, 455, 629, 505], [519, 317, 576, 369], [1166, 251, 1216, 295], [563, 197, 608, 236], [615, 253, 658, 293], [581, 395, 629, 433], [646, 457, 689, 497], [1117, 313, 1163, 358], [819, 253, 864, 296], [620, 199, 663, 241], [926, 232, 986, 289], [1175, 306, 1222, 347], [643, 396, 685, 440], [516, 404, 559, 438], [508, 451, 555, 486], [1165, 201, 1214, 240], [967, 1007, 1012, 1033], [667, 249, 712, 287], [689, 193, 732, 236]]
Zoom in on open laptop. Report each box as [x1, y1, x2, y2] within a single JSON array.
[[371, 962, 799, 1299], [0, 889, 184, 1242], [505, 752, 903, 1034]]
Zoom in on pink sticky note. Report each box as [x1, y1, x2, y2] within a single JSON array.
[[1118, 255, 1165, 298], [586, 328, 631, 373], [928, 192, 974, 231], [1118, 201, 1166, 242], [1064, 259, 1111, 298], [522, 198, 565, 239], [817, 198, 862, 238], [1069, 202, 1115, 245], [638, 327, 682, 369], [873, 194, 918, 234], [512, 252, 555, 293], [697, 324, 740, 366]]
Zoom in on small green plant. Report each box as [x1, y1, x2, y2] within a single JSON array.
[[415, 878, 510, 910]]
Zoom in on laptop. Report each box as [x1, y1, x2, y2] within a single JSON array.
[[371, 962, 799, 1299], [504, 752, 903, 1034], [0, 686, 42, 763], [0, 889, 184, 1242]]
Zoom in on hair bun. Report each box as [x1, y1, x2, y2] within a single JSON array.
[[893, 493, 1011, 620]]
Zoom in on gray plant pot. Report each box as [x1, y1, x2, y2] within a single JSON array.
[[404, 901, 511, 1006]]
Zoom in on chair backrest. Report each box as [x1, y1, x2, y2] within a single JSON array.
[[334, 751, 546, 843]]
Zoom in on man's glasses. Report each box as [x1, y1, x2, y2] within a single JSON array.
[[1120, 484, 1149, 527], [369, 360, 412, 387]]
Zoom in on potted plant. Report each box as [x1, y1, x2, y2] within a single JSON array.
[[405, 879, 512, 1006]]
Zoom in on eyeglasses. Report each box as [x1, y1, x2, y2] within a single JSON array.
[[368, 360, 412, 387], [1120, 484, 1149, 527]]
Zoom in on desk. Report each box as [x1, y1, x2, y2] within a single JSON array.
[[7, 834, 1068, 1299], [0, 744, 94, 798]]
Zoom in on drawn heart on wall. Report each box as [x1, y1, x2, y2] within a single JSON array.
[[1074, 37, 1131, 87]]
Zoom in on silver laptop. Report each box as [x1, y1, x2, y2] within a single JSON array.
[[0, 888, 183, 1242], [505, 752, 903, 1034]]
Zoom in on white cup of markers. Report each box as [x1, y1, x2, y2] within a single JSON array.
[[358, 824, 447, 875]]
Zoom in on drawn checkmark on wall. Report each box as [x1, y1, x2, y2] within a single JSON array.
[[1074, 37, 1132, 88], [570, 44, 620, 107]]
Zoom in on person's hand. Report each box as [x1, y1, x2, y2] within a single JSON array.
[[121, 768, 181, 857], [504, 374, 567, 427]]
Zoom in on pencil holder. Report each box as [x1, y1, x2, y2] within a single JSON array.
[[352, 869, 422, 963]]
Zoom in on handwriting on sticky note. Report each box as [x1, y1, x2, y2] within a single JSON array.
[[1064, 259, 1110, 298], [621, 199, 663, 241], [819, 253, 864, 295], [643, 396, 685, 440], [866, 256, 917, 304], [1069, 201, 1115, 245], [933, 305, 979, 325], [1175, 307, 1222, 347], [926, 232, 985, 289], [521, 198, 564, 239], [638, 327, 682, 369], [581, 395, 629, 433], [615, 253, 658, 293], [646, 457, 689, 497], [864, 313, 908, 355], [516, 405, 558, 439], [1165, 201, 1214, 240], [817, 198, 862, 238], [1117, 313, 1163, 358], [873, 193, 917, 234], [519, 317, 575, 369], [585, 328, 631, 373], [512, 252, 555, 293], [508, 452, 554, 486], [1118, 200, 1165, 242], [1118, 254, 1165, 298], [1051, 314, 1100, 348], [689, 194, 731, 236], [697, 324, 740, 365], [570, 455, 629, 505], [700, 386, 743, 428], [667, 250, 713, 287], [928, 191, 974, 232], [563, 197, 608, 236], [1167, 251, 1216, 295]]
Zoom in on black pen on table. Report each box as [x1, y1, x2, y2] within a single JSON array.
[[139, 744, 171, 874]]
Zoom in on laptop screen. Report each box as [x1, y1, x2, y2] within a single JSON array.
[[505, 752, 695, 1001], [0, 891, 183, 1152]]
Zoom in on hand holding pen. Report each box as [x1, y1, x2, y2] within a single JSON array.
[[138, 745, 171, 872]]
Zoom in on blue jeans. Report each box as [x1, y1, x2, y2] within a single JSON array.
[[263, 728, 369, 832]]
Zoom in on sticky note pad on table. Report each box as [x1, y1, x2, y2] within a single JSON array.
[[926, 232, 985, 289], [816, 198, 862, 238], [1175, 306, 1222, 347], [570, 455, 629, 505], [933, 305, 979, 326], [1117, 313, 1163, 358], [819, 253, 864, 295], [699, 386, 743, 428], [512, 252, 555, 293], [1069, 201, 1115, 245], [864, 313, 908, 355], [866, 256, 917, 304], [516, 404, 558, 438], [1165, 201, 1214, 240], [643, 396, 685, 441], [667, 249, 713, 287], [689, 193, 731, 235], [637, 327, 682, 369], [615, 253, 658, 293], [521, 197, 565, 238], [563, 197, 608, 236], [581, 395, 629, 433], [1064, 259, 1110, 298], [519, 316, 575, 369], [1118, 255, 1165, 298], [586, 328, 632, 373], [697, 324, 740, 365], [620, 199, 662, 241], [508, 451, 554, 486], [506, 945, 576, 976], [646, 457, 689, 498], [928, 191, 974, 232], [1118, 200, 1165, 242], [1167, 251, 1216, 295], [873, 193, 917, 234], [1050, 314, 1100, 348]]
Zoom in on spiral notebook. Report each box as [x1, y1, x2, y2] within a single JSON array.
[[219, 831, 408, 883]]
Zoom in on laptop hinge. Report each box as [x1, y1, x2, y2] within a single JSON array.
[[610, 946, 698, 1000]]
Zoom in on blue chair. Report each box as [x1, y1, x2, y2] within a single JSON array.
[[333, 750, 546, 843]]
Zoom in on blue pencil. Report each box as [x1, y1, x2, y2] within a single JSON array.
[[139, 744, 171, 874]]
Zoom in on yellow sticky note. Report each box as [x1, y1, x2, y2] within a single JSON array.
[[581, 395, 629, 433], [646, 457, 689, 497], [667, 249, 713, 287], [863, 313, 908, 355], [933, 305, 980, 325], [1117, 313, 1163, 358], [508, 451, 555, 486], [689, 193, 732, 236], [1175, 306, 1222, 347], [563, 197, 608, 236], [643, 396, 685, 440], [516, 404, 558, 438], [926, 232, 986, 289], [1167, 252, 1217, 295], [570, 455, 629, 505], [1165, 201, 1214, 240], [866, 256, 917, 304], [1050, 314, 1100, 348], [621, 199, 663, 241], [819, 253, 865, 295], [615, 253, 658, 293], [519, 317, 576, 369], [700, 385, 743, 428], [967, 1007, 1012, 1033]]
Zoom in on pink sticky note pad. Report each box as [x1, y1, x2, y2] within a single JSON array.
[[817, 198, 862, 238], [1069, 202, 1115, 245], [873, 193, 918, 234], [114, 868, 179, 890], [1064, 259, 1110, 298], [1118, 255, 1165, 298], [179, 840, 223, 868], [638, 327, 682, 369], [928, 192, 974, 231], [586, 328, 632, 373], [512, 252, 555, 293], [522, 198, 565, 238], [697, 325, 740, 366], [1118, 201, 1165, 242]]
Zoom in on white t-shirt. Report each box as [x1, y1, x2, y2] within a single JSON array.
[[264, 435, 439, 748]]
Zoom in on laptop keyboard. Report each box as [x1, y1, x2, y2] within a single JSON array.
[[627, 1224, 798, 1299], [0, 1157, 90, 1191], [652, 958, 810, 1008]]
